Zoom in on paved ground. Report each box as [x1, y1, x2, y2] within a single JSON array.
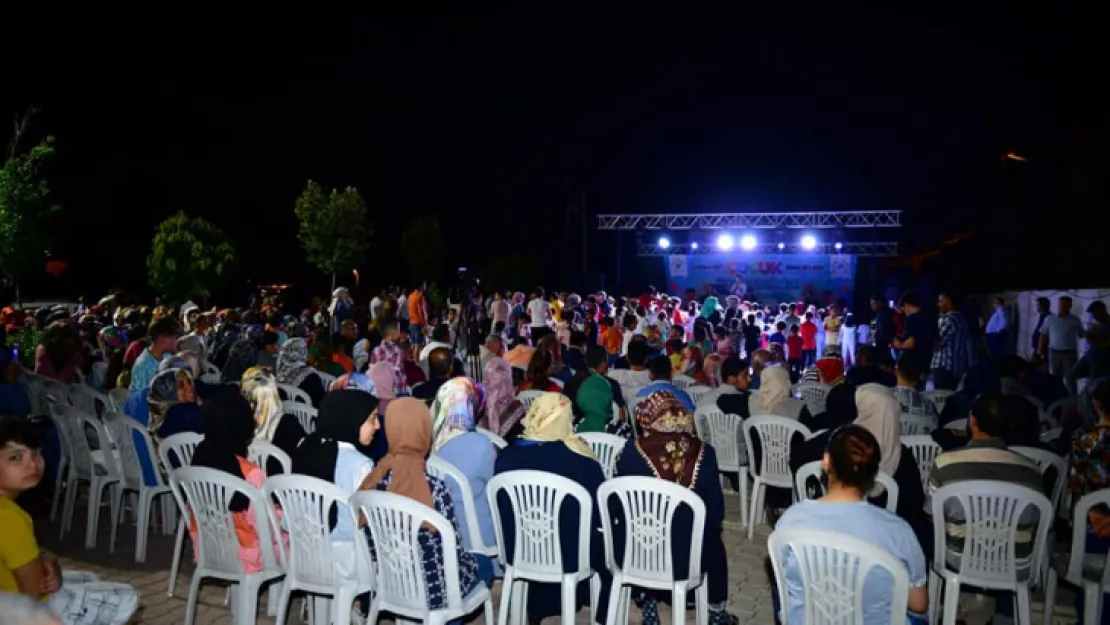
[[31, 486, 1079, 624]]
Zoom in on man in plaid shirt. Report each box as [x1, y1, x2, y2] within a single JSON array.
[[932, 292, 971, 391], [370, 319, 408, 395]]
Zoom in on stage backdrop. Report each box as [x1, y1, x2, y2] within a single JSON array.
[[665, 253, 856, 305]]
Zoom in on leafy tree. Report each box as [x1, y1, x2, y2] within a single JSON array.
[[0, 108, 61, 305], [400, 215, 443, 284], [148, 212, 237, 305], [294, 181, 371, 291]]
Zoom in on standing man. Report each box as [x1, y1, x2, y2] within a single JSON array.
[[984, 297, 1010, 357], [1038, 295, 1086, 389], [870, 295, 895, 354], [1030, 296, 1051, 356], [892, 292, 934, 390], [931, 292, 971, 391], [407, 283, 428, 355], [528, 288, 552, 342]]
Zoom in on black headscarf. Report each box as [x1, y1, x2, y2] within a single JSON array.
[[292, 390, 378, 483], [191, 393, 257, 512]]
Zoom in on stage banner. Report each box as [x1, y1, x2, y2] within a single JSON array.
[[665, 253, 857, 305]]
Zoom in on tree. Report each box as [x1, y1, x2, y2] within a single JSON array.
[[294, 181, 371, 291], [0, 108, 61, 305], [148, 212, 237, 305], [400, 215, 443, 284]]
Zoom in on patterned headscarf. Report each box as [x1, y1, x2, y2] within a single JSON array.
[[221, 337, 257, 384], [174, 350, 202, 380], [97, 326, 128, 353], [432, 378, 484, 453], [148, 368, 194, 434], [521, 393, 595, 459], [634, 390, 704, 487], [240, 366, 283, 441], [481, 357, 525, 437], [276, 338, 315, 387]]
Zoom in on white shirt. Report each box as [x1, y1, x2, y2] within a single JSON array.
[[621, 330, 635, 357], [397, 294, 409, 320], [528, 298, 550, 328], [370, 296, 383, 319]]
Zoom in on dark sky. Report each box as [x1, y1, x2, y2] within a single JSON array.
[[6, 9, 1107, 299]]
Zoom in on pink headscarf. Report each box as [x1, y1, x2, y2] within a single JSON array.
[[368, 361, 397, 414], [481, 357, 525, 437]]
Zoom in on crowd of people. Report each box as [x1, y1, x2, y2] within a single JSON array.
[[0, 282, 1107, 623]]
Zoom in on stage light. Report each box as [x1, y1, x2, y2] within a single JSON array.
[[834, 242, 843, 250], [716, 234, 734, 250], [801, 235, 817, 250], [691, 242, 699, 250], [658, 237, 670, 249], [777, 242, 785, 250], [740, 235, 757, 251]]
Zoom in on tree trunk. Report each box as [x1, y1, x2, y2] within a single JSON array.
[[331, 270, 336, 292]]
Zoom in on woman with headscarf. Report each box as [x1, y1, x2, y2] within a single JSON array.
[[146, 363, 203, 440], [97, 325, 128, 392], [325, 372, 391, 463], [493, 393, 611, 622], [479, 357, 526, 443], [853, 383, 902, 478], [276, 338, 326, 406], [329, 287, 354, 334], [431, 378, 498, 560], [748, 366, 808, 421], [220, 332, 258, 384], [614, 391, 737, 625], [238, 366, 302, 461], [291, 390, 379, 578], [35, 320, 83, 383], [190, 393, 286, 573], [366, 361, 398, 413], [359, 398, 494, 610]]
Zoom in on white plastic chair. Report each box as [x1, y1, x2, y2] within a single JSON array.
[[579, 432, 626, 479], [793, 381, 831, 416], [158, 432, 205, 597], [41, 403, 73, 523], [283, 400, 318, 434], [792, 460, 899, 513], [901, 435, 943, 491], [426, 455, 499, 556], [169, 466, 286, 625], [671, 373, 695, 390], [516, 389, 545, 410], [1039, 428, 1062, 444], [202, 360, 221, 378], [768, 528, 910, 624], [475, 426, 508, 450], [104, 412, 173, 562], [1037, 411, 1058, 433], [598, 476, 709, 625], [249, 440, 292, 475], [487, 470, 598, 625], [68, 383, 111, 418], [1042, 490, 1110, 625], [316, 371, 337, 390], [899, 412, 936, 436], [278, 383, 312, 405], [1023, 395, 1045, 411], [943, 418, 968, 431], [927, 481, 1053, 625], [742, 415, 812, 540], [922, 390, 954, 414], [1045, 396, 1077, 423], [686, 384, 711, 407], [108, 388, 130, 414], [54, 405, 122, 549], [263, 475, 371, 625], [352, 490, 495, 625], [695, 406, 750, 530], [1010, 446, 1066, 510]]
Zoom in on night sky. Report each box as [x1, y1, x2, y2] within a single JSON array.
[[5, 9, 1107, 301]]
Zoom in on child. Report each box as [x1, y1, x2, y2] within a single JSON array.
[[800, 311, 818, 367], [665, 338, 685, 371], [600, 317, 623, 367], [0, 417, 138, 624], [769, 321, 787, 351], [786, 324, 804, 382]]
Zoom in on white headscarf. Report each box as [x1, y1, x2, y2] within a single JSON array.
[[749, 366, 805, 419], [853, 383, 902, 476], [329, 288, 352, 316]]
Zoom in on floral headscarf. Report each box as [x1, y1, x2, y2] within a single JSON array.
[[240, 366, 283, 441], [634, 390, 704, 487], [521, 393, 595, 459], [148, 368, 195, 434], [481, 357, 525, 437], [432, 378, 484, 453], [97, 326, 128, 353], [276, 338, 315, 387]]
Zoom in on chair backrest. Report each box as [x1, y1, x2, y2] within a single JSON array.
[[621, 385, 645, 411], [158, 432, 205, 472], [1010, 446, 1067, 510], [1037, 411, 1058, 433], [695, 406, 745, 472], [170, 466, 283, 577], [350, 490, 465, 612], [249, 440, 292, 475], [516, 390, 545, 411], [278, 383, 312, 405], [54, 405, 104, 480], [743, 415, 812, 487], [922, 390, 954, 413], [69, 384, 110, 418], [598, 476, 706, 587], [475, 427, 508, 450], [793, 460, 899, 513], [202, 360, 220, 377], [944, 418, 968, 430], [486, 470, 592, 582], [685, 385, 711, 407], [901, 435, 942, 490], [108, 388, 130, 414], [41, 379, 73, 407], [316, 371, 337, 390], [263, 474, 354, 591], [579, 432, 626, 479], [104, 411, 161, 488], [1039, 427, 1062, 444], [768, 528, 910, 624], [1066, 490, 1110, 586], [426, 455, 497, 556], [898, 412, 935, 436], [793, 382, 831, 415], [671, 373, 695, 390], [283, 400, 318, 434], [930, 480, 1053, 585], [1045, 396, 1077, 423]]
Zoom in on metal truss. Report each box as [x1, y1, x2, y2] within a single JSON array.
[[597, 210, 902, 230], [638, 241, 900, 257]]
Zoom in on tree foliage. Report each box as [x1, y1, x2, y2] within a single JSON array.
[[0, 136, 60, 303], [148, 212, 237, 305], [294, 181, 370, 290], [400, 215, 443, 284]]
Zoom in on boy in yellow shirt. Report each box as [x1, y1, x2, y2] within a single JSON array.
[[0, 418, 138, 624]]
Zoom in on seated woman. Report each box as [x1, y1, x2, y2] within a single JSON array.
[[147, 362, 203, 440], [328, 371, 389, 462], [432, 379, 498, 564], [750, 366, 811, 512], [571, 348, 615, 434], [276, 338, 326, 406], [615, 391, 737, 625], [493, 393, 610, 623], [1066, 378, 1110, 622], [97, 325, 128, 393], [772, 424, 928, 624], [292, 389, 379, 579], [517, 345, 562, 393], [536, 336, 573, 384], [360, 398, 494, 613], [190, 393, 287, 573], [479, 357, 526, 444]]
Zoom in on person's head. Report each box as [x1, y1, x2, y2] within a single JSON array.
[[750, 349, 771, 373], [1092, 379, 1110, 424], [427, 347, 453, 380], [485, 334, 503, 356], [969, 392, 1008, 439], [993, 297, 1004, 310], [340, 319, 358, 341], [148, 317, 182, 354], [775, 321, 786, 333], [648, 355, 672, 382], [627, 339, 649, 369], [432, 323, 451, 344], [569, 330, 587, 349], [789, 324, 800, 336], [623, 314, 638, 331], [721, 356, 751, 391], [665, 338, 684, 356], [1058, 296, 1073, 316], [895, 350, 927, 388], [535, 287, 545, 299], [600, 316, 613, 329], [855, 344, 877, 367], [1036, 296, 1050, 314], [937, 291, 959, 314], [822, 424, 881, 496], [446, 309, 457, 324], [526, 347, 554, 386], [1089, 301, 1109, 322], [261, 331, 280, 353], [898, 292, 922, 314], [870, 294, 885, 311], [586, 344, 608, 374], [0, 417, 44, 498], [379, 318, 401, 342], [432, 378, 483, 452]]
